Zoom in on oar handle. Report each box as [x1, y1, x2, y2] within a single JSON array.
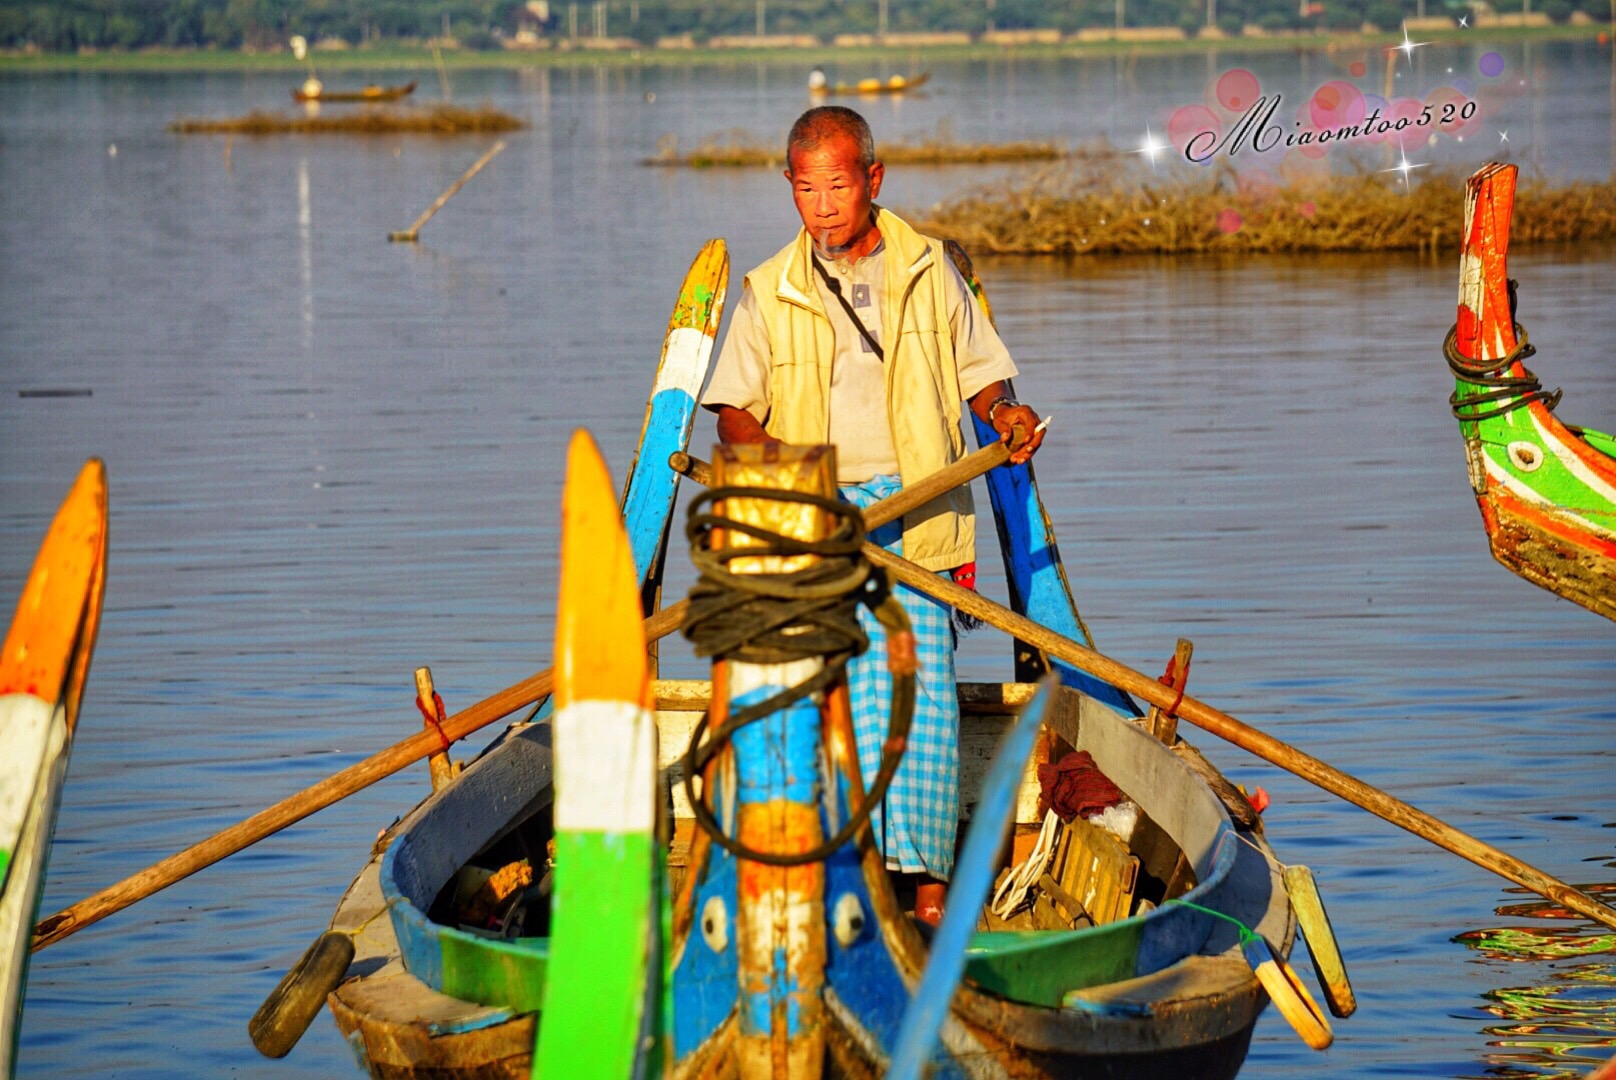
[[33, 447, 1009, 952]]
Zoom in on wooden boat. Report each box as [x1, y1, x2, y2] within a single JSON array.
[[1448, 162, 1616, 621], [291, 80, 417, 104], [809, 71, 930, 96], [1, 460, 108, 1074], [314, 247, 1329, 1077], [320, 447, 1313, 1075]]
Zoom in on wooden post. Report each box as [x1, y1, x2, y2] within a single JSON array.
[[413, 667, 455, 792], [1146, 639, 1192, 744], [712, 443, 834, 1080], [388, 141, 505, 243]]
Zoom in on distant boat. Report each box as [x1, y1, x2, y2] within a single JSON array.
[[809, 70, 930, 95], [291, 79, 417, 103]]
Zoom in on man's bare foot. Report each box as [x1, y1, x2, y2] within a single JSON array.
[[915, 881, 946, 927]]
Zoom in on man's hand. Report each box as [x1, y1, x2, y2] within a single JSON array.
[[715, 405, 780, 446], [969, 383, 1044, 466], [992, 402, 1044, 465]]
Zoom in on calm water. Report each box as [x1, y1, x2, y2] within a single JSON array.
[[2, 43, 1613, 1078]]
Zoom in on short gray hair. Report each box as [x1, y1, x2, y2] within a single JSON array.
[[786, 106, 876, 172]]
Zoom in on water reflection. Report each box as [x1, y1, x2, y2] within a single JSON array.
[[1455, 881, 1616, 1078], [297, 157, 313, 352]]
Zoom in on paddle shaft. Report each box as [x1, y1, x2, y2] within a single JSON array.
[[857, 546, 1616, 932], [32, 443, 1011, 952]]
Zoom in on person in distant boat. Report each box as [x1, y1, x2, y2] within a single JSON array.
[[701, 105, 1044, 926]]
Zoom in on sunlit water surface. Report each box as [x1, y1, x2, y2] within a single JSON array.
[[2, 46, 1612, 1078]]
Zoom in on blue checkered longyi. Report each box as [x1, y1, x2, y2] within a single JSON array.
[[840, 475, 960, 879]]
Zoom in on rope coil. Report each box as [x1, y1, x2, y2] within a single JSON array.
[[679, 486, 915, 867], [1445, 280, 1562, 423]]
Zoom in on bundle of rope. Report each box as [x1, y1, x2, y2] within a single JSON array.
[[679, 485, 916, 867], [1445, 279, 1562, 422]]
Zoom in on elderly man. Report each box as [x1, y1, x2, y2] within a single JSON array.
[[701, 105, 1044, 924]]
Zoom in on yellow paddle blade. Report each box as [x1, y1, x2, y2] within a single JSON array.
[[1, 458, 108, 733], [556, 431, 647, 710]]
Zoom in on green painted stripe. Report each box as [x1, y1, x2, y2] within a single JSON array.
[[534, 829, 655, 1077], [963, 922, 1145, 1007], [438, 930, 549, 1013]]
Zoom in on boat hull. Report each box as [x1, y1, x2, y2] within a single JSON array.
[[292, 81, 417, 103], [1478, 477, 1616, 622], [328, 854, 532, 1079], [327, 682, 1292, 1078], [1452, 162, 1616, 622]]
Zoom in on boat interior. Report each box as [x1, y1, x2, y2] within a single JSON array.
[[419, 680, 1222, 964]]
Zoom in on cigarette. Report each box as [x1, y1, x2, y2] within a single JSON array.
[[1034, 414, 1053, 435]]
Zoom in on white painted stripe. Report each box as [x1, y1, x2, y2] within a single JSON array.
[[0, 695, 60, 882], [1544, 433, 1616, 508], [737, 888, 818, 967], [727, 658, 822, 699], [553, 700, 656, 833], [652, 326, 717, 401], [0, 696, 67, 1068]]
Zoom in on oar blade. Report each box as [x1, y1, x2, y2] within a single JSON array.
[[536, 430, 660, 1078], [888, 674, 1059, 1080]]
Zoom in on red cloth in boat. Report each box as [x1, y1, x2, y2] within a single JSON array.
[[1037, 750, 1124, 820]]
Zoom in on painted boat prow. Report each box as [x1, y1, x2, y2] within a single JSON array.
[[621, 239, 728, 598], [535, 431, 660, 1077], [1451, 163, 1616, 621], [1, 459, 109, 1075]]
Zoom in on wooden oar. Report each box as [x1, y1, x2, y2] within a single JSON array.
[[31, 439, 1012, 952], [673, 452, 1616, 933], [888, 676, 1058, 1080], [865, 550, 1616, 932]]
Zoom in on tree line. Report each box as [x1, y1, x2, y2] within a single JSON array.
[[0, 0, 1601, 54]]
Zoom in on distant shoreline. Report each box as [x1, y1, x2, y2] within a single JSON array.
[[0, 23, 1604, 74]]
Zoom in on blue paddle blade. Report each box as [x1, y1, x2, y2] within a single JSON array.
[[887, 675, 1060, 1079]]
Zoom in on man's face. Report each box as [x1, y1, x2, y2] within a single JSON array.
[[785, 132, 885, 258]]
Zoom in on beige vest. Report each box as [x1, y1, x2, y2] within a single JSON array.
[[745, 208, 974, 571]]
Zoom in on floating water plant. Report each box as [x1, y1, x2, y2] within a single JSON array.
[[906, 166, 1616, 255]]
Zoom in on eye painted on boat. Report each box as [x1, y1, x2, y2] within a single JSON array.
[[1507, 441, 1544, 472], [700, 895, 729, 953], [832, 892, 866, 946]]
